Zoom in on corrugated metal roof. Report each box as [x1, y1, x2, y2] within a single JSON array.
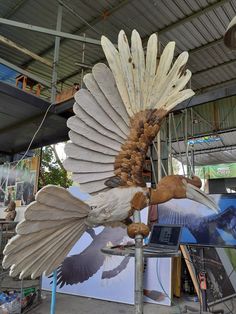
[[1, 0, 236, 158], [0, 0, 236, 99], [172, 130, 236, 165]]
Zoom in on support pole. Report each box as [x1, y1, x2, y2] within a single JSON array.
[[50, 270, 57, 314], [51, 4, 62, 104], [50, 5, 62, 314], [184, 109, 189, 176], [168, 113, 173, 175], [157, 133, 162, 181], [133, 210, 143, 314]]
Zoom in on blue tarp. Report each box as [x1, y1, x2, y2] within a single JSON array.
[[0, 64, 19, 85]]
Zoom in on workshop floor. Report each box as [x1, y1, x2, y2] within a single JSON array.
[[31, 291, 235, 314]]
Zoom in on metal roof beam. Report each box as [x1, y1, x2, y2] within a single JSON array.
[[189, 38, 223, 55], [0, 112, 51, 134], [57, 0, 229, 84], [173, 143, 236, 156], [22, 0, 130, 68], [0, 18, 101, 45], [0, 34, 52, 67], [193, 59, 236, 76], [2, 0, 28, 19], [174, 82, 236, 111], [158, 0, 229, 36], [0, 57, 51, 88], [196, 78, 236, 93]]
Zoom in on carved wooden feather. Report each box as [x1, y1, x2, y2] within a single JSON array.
[[74, 92, 125, 143], [101, 35, 133, 117], [69, 131, 118, 156], [131, 30, 145, 112], [63, 158, 114, 173], [83, 72, 128, 137], [67, 116, 122, 151], [118, 30, 136, 114], [65, 143, 115, 164], [72, 171, 114, 184], [92, 63, 130, 127], [143, 33, 157, 109]]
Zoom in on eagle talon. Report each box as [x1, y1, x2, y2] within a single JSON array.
[[127, 223, 150, 239]]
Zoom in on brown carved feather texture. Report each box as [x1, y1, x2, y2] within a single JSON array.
[[112, 108, 167, 187]]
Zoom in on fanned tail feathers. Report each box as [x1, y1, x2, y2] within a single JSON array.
[[3, 185, 90, 279]]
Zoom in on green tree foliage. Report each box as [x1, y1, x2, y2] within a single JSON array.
[[38, 145, 72, 189]]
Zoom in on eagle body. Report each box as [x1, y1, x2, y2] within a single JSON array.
[[86, 186, 146, 227], [2, 30, 219, 280]]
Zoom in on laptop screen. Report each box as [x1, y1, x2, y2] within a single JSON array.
[[149, 224, 182, 249]]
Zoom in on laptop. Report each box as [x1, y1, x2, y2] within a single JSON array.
[[143, 224, 182, 253]]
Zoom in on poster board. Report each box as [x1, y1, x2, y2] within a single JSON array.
[[42, 186, 173, 306], [157, 193, 236, 247], [187, 246, 236, 305], [156, 194, 236, 304], [0, 156, 40, 207]]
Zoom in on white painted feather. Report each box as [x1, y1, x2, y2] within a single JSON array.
[[8, 222, 78, 273], [164, 89, 195, 112], [25, 203, 85, 221], [63, 158, 114, 173], [65, 143, 115, 164], [147, 41, 175, 108], [80, 179, 108, 194], [131, 30, 145, 112], [154, 51, 190, 109], [74, 91, 125, 144], [69, 131, 118, 156], [101, 30, 194, 114], [3, 228, 58, 258], [67, 116, 122, 151], [44, 222, 86, 277], [101, 35, 133, 117], [157, 51, 188, 106], [83, 72, 128, 137], [29, 222, 84, 278], [35, 185, 89, 214], [92, 63, 130, 127], [72, 171, 114, 184], [118, 30, 136, 114], [33, 221, 86, 279], [143, 33, 157, 109], [16, 218, 73, 235], [155, 41, 175, 81], [3, 185, 90, 279]]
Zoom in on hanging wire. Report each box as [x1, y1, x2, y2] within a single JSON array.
[[80, 33, 86, 86], [0, 103, 54, 191], [57, 0, 101, 36]]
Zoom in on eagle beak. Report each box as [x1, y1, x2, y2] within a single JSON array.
[[185, 181, 220, 214]]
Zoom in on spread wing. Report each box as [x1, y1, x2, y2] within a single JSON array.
[[53, 226, 128, 287], [63, 30, 194, 195]]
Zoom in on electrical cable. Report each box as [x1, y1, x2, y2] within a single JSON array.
[[183, 249, 236, 314], [0, 102, 54, 191], [155, 260, 183, 314]]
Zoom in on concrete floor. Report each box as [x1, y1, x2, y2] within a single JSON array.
[[30, 291, 235, 314]]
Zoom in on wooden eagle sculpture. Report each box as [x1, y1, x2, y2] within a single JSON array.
[[3, 30, 219, 280]]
